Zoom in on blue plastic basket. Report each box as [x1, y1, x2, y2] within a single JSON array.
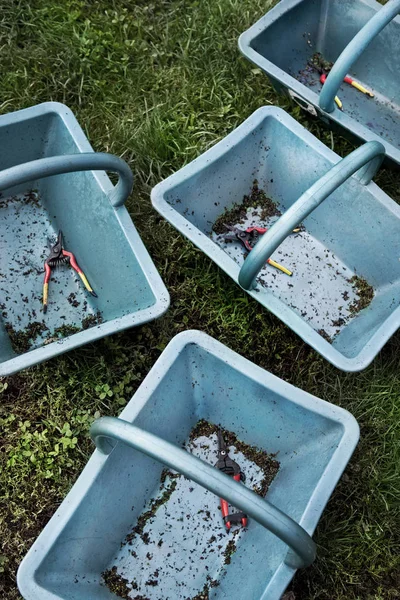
[[152, 106, 400, 371], [239, 0, 400, 167], [0, 102, 169, 376], [17, 330, 359, 600]]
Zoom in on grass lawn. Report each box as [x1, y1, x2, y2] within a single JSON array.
[[0, 0, 399, 598]]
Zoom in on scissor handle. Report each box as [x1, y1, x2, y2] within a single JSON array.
[[0, 152, 133, 208], [90, 416, 317, 569], [238, 141, 385, 290], [319, 0, 400, 113]]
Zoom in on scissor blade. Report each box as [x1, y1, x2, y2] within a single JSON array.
[[217, 429, 227, 453]]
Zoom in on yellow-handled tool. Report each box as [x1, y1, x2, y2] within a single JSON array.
[[320, 73, 374, 111], [223, 224, 300, 277], [267, 258, 292, 276], [334, 95, 343, 110], [344, 76, 374, 97], [320, 74, 343, 109]]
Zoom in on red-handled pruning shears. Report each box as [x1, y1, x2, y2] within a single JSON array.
[[223, 224, 299, 276], [308, 59, 374, 111], [43, 230, 97, 313], [215, 429, 247, 530]]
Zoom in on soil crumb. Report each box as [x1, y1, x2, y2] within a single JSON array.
[[212, 180, 281, 235], [82, 310, 103, 329], [309, 51, 333, 72], [318, 328, 332, 343], [67, 292, 80, 308]]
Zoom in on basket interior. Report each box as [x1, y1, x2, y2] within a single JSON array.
[[33, 341, 345, 599], [247, 0, 400, 150], [162, 114, 400, 358], [0, 111, 156, 364]]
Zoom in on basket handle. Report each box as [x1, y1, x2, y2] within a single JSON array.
[[238, 140, 385, 290], [0, 153, 133, 208], [319, 0, 400, 113], [90, 416, 317, 569]]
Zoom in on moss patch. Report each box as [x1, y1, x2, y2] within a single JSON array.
[[296, 51, 333, 87], [52, 324, 81, 338]]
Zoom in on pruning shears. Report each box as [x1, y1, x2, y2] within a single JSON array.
[[308, 59, 374, 111], [223, 224, 299, 276], [215, 429, 247, 531], [43, 230, 97, 313]]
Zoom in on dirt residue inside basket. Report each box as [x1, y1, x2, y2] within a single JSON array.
[[67, 292, 80, 308], [309, 52, 333, 73], [102, 420, 280, 599], [189, 420, 280, 496], [5, 321, 49, 354], [101, 566, 135, 600], [0, 189, 40, 210], [191, 576, 220, 600], [125, 474, 180, 545], [318, 328, 332, 343], [81, 310, 103, 330], [296, 51, 333, 86], [212, 180, 281, 235], [322, 275, 375, 342], [4, 310, 103, 354], [348, 275, 374, 314], [222, 532, 241, 566]]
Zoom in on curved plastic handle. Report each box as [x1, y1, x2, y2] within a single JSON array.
[[90, 416, 317, 569], [238, 141, 385, 290], [319, 0, 400, 112], [0, 152, 133, 208]]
